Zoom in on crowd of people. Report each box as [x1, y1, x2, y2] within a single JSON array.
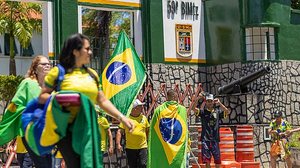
[[1, 33, 297, 168]]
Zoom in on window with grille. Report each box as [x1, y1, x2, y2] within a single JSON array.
[[245, 27, 276, 61], [81, 8, 133, 73]]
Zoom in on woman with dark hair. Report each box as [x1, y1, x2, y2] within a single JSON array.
[[39, 33, 134, 168], [0, 55, 52, 168]]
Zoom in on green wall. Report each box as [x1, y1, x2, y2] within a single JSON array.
[[142, 0, 164, 64], [205, 0, 300, 64], [53, 0, 78, 57], [246, 0, 300, 60], [204, 0, 242, 64]]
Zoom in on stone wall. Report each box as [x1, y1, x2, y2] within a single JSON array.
[[148, 60, 300, 168]]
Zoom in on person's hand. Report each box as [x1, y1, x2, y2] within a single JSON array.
[[198, 92, 206, 100], [279, 132, 286, 137], [283, 130, 293, 137], [194, 108, 200, 116], [270, 130, 278, 135], [108, 146, 114, 156], [5, 144, 14, 154], [116, 144, 123, 153], [213, 98, 220, 105], [121, 117, 135, 133]]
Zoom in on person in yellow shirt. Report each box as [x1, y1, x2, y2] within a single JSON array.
[[116, 99, 149, 168], [6, 137, 33, 168], [39, 33, 134, 168], [95, 106, 113, 155]]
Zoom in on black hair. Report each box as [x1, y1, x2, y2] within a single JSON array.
[[59, 33, 89, 71], [58, 33, 99, 87], [274, 111, 283, 118]]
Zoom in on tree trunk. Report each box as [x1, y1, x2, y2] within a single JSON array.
[[97, 11, 111, 71], [9, 34, 16, 76]]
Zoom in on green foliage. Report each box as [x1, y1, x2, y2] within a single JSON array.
[[82, 9, 131, 52], [109, 11, 131, 50], [0, 2, 42, 48], [289, 131, 300, 148], [0, 1, 42, 75], [0, 75, 24, 102]]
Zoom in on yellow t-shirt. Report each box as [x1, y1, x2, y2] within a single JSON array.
[[119, 114, 149, 149], [15, 136, 27, 153], [98, 116, 110, 152], [45, 66, 100, 122]]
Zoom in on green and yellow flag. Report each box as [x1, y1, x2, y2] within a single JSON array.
[[148, 101, 188, 168], [0, 79, 41, 145], [101, 31, 146, 116]]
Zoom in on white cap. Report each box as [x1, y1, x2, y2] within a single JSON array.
[[133, 99, 145, 108], [206, 94, 214, 100]]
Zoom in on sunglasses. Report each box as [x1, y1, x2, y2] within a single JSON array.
[[39, 63, 50, 66]]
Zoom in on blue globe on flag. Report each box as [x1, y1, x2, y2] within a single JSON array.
[[159, 118, 182, 144], [106, 61, 132, 85]]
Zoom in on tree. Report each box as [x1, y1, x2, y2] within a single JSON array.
[[292, 0, 300, 9], [82, 9, 112, 72], [109, 11, 131, 52], [82, 9, 131, 72], [0, 1, 42, 75]]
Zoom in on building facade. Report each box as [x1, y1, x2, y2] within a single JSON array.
[[1, 0, 300, 167]]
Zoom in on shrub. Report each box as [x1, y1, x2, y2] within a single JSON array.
[[290, 131, 300, 148], [0, 75, 24, 114]]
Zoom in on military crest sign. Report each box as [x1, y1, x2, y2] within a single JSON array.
[[176, 24, 193, 57]]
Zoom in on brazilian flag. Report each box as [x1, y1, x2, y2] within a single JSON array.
[[0, 79, 41, 145], [22, 92, 102, 168], [148, 101, 188, 168], [101, 31, 146, 116]]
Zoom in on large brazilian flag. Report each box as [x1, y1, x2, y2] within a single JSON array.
[[148, 101, 188, 168], [0, 79, 41, 145], [101, 31, 146, 116]]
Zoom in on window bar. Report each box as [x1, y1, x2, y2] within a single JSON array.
[[251, 28, 254, 61], [266, 31, 271, 60], [260, 27, 263, 60]]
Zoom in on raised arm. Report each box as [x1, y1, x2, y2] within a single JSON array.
[[97, 90, 134, 132], [268, 125, 277, 135], [291, 127, 300, 133], [214, 98, 229, 114]]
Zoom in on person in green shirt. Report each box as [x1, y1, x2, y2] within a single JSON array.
[[0, 55, 52, 168]]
